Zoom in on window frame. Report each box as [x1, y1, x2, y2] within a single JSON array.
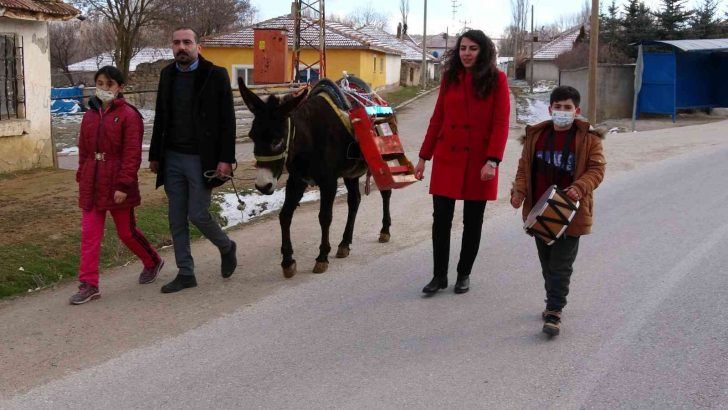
[[0, 33, 26, 122], [231, 64, 255, 88]]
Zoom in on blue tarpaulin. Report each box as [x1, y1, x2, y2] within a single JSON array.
[[635, 39, 728, 121], [50, 86, 84, 114]]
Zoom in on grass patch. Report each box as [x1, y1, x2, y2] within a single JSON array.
[[382, 83, 438, 108], [0, 201, 213, 299]]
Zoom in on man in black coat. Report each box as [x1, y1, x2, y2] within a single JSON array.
[[149, 27, 237, 293]]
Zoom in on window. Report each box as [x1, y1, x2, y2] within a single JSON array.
[[373, 57, 377, 73], [0, 33, 25, 121], [295, 64, 320, 83], [232, 64, 255, 88]]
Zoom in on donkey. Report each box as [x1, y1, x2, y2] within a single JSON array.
[[238, 79, 393, 278]]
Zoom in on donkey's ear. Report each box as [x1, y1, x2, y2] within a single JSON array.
[[238, 78, 264, 115], [279, 87, 309, 114]]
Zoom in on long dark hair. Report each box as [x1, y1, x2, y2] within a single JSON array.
[[442, 30, 499, 99]]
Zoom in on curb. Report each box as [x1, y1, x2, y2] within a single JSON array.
[[394, 86, 441, 110]]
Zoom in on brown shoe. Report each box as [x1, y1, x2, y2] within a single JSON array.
[[542, 310, 561, 336]]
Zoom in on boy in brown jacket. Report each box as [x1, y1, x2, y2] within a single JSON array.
[[510, 86, 606, 336]]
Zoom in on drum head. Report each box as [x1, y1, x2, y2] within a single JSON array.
[[524, 185, 557, 228]]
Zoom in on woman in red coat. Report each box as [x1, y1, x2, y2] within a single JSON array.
[[414, 30, 510, 295], [71, 66, 163, 305]]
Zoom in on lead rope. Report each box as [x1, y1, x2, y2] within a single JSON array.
[[203, 162, 246, 216]]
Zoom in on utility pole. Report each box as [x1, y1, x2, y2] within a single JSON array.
[[445, 27, 449, 51], [421, 0, 427, 89], [529, 3, 534, 93], [587, 0, 599, 123]]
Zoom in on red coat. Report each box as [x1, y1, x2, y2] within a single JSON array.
[[419, 70, 510, 201], [76, 97, 143, 211]]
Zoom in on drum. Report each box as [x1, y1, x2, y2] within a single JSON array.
[[524, 185, 579, 245]]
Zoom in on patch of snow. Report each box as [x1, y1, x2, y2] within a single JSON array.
[[216, 185, 347, 229], [58, 147, 79, 156], [52, 113, 84, 124], [532, 80, 557, 93], [517, 96, 551, 125]]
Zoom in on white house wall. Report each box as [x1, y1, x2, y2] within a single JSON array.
[[0, 18, 54, 172], [384, 54, 401, 90]]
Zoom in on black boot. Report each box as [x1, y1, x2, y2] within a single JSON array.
[[161, 274, 198, 293], [422, 276, 447, 294], [221, 240, 237, 278], [454, 276, 470, 294]]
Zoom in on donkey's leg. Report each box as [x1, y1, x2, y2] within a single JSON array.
[[379, 189, 392, 243], [313, 180, 337, 273], [336, 177, 361, 258], [279, 177, 307, 278]]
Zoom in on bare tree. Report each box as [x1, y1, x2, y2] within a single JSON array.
[[49, 21, 83, 84], [346, 4, 390, 31], [400, 0, 410, 35], [554, 0, 591, 31], [159, 0, 256, 38], [510, 0, 531, 58], [73, 0, 167, 78], [328, 13, 356, 28]]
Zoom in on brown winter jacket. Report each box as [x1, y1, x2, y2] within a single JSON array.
[[512, 119, 606, 236]]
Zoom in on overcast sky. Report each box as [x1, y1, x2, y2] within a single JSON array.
[[250, 0, 716, 38]]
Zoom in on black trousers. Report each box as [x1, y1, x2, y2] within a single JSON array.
[[432, 195, 487, 280], [535, 235, 580, 311]]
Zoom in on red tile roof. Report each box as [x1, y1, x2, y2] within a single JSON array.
[[202, 14, 401, 55], [0, 0, 79, 20]]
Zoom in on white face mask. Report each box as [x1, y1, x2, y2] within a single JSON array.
[[95, 88, 116, 103], [551, 110, 575, 128]]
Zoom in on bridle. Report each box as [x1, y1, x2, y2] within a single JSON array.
[[253, 117, 296, 164]]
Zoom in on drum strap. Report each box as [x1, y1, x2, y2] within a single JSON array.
[[545, 125, 577, 186]]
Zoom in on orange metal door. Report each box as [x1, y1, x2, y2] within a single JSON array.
[[253, 29, 288, 84]]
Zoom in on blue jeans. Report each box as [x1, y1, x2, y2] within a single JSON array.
[[164, 150, 232, 276]]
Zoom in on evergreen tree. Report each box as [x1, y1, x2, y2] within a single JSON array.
[[690, 0, 721, 38], [654, 0, 693, 39], [601, 0, 621, 46], [621, 0, 656, 57]]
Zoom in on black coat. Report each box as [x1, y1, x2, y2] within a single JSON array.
[[149, 55, 236, 188]]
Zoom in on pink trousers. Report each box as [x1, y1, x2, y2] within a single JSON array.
[[79, 207, 160, 288]]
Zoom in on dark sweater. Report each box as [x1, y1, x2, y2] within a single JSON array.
[[168, 70, 197, 154]]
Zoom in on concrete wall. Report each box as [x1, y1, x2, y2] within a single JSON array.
[[560, 64, 635, 122], [0, 18, 54, 173], [526, 60, 560, 82]]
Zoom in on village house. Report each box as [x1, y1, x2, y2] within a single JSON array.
[[201, 14, 403, 91], [0, 0, 79, 173]]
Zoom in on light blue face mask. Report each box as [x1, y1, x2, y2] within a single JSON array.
[[551, 110, 575, 128]]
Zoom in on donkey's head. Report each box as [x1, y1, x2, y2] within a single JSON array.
[[239, 79, 308, 195]]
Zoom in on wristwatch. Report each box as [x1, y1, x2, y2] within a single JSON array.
[[486, 160, 498, 168]]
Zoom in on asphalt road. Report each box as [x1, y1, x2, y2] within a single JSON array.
[[3, 115, 727, 407]]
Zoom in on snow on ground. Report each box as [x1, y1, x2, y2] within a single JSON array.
[[216, 185, 347, 230], [58, 147, 79, 156], [516, 94, 551, 125]]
